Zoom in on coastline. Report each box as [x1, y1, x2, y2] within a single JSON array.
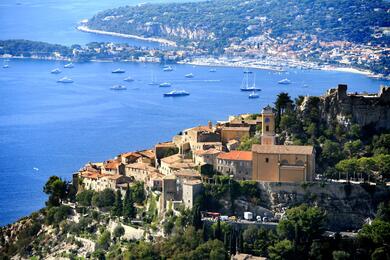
[[77, 25, 177, 47]]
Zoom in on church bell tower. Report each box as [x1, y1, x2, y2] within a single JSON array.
[[261, 105, 275, 145]]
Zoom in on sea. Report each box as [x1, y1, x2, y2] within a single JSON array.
[[0, 0, 388, 226]]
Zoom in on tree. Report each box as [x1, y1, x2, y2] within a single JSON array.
[[275, 92, 293, 129], [111, 190, 123, 217], [277, 205, 325, 258], [92, 189, 115, 209], [97, 230, 111, 250], [43, 176, 67, 207], [332, 250, 350, 260], [113, 225, 125, 240], [76, 190, 95, 206], [192, 205, 202, 230], [336, 158, 358, 180], [268, 239, 294, 260], [131, 181, 146, 204], [123, 184, 136, 219]]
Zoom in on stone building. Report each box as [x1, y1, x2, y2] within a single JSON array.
[[252, 105, 315, 182], [182, 180, 203, 209], [216, 150, 253, 180], [220, 126, 251, 144], [252, 145, 315, 182]]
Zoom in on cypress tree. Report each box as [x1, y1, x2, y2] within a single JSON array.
[[123, 184, 135, 219], [214, 217, 222, 240], [111, 189, 123, 217], [192, 205, 202, 230]]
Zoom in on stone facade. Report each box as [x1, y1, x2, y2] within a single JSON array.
[[301, 84, 390, 130], [216, 151, 253, 180]]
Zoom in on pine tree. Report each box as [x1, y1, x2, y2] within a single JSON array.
[[111, 189, 123, 217], [123, 184, 135, 220], [214, 218, 222, 240]]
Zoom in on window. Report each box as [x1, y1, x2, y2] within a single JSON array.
[[266, 126, 269, 131], [265, 158, 269, 163], [281, 159, 289, 165]]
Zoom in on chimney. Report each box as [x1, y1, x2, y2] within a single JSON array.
[[208, 120, 212, 129]]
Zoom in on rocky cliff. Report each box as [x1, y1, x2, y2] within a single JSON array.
[[300, 84, 390, 130], [256, 182, 389, 231]]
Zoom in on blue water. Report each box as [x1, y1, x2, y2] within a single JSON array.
[[0, 0, 389, 226]]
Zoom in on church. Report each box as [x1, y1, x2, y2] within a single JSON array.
[[252, 105, 315, 182]]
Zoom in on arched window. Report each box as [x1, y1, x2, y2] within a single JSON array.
[[281, 159, 289, 165], [296, 160, 304, 166]]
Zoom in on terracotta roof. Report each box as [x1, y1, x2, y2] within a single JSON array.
[[138, 149, 155, 159], [155, 142, 176, 148], [252, 144, 314, 155], [104, 159, 121, 170], [175, 169, 201, 178], [171, 162, 196, 169], [183, 179, 202, 186], [217, 151, 252, 161], [185, 125, 213, 133], [126, 162, 157, 172], [194, 148, 221, 156], [80, 171, 102, 179], [222, 126, 251, 131], [161, 154, 182, 164], [121, 152, 141, 159]]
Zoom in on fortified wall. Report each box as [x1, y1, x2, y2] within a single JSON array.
[[301, 84, 390, 130]]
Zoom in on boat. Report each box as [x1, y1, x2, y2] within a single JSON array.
[[159, 82, 172, 87], [112, 68, 125, 73], [163, 90, 190, 97], [249, 91, 259, 99], [51, 68, 61, 74], [240, 73, 261, 91], [163, 65, 173, 72], [110, 85, 127, 90], [278, 78, 291, 84], [185, 73, 194, 78], [64, 63, 74, 68], [148, 70, 159, 85], [303, 84, 309, 88], [209, 68, 217, 72], [124, 76, 134, 82], [57, 77, 74, 83], [3, 64, 9, 68]]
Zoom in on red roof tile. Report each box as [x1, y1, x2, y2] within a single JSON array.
[[217, 151, 252, 161]]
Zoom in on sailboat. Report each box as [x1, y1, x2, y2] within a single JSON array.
[[148, 70, 159, 85], [240, 73, 261, 91]]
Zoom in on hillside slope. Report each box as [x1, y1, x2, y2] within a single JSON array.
[[86, 0, 390, 51]]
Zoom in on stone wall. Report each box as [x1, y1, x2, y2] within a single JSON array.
[[300, 84, 390, 130]]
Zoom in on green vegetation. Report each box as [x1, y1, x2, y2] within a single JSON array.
[[87, 0, 389, 52], [275, 92, 390, 183]]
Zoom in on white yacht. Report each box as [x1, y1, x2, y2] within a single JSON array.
[[110, 85, 127, 90], [51, 68, 61, 74], [64, 63, 74, 68], [3, 64, 9, 68], [185, 73, 194, 78], [124, 76, 134, 82], [278, 78, 291, 84], [164, 90, 190, 97], [209, 68, 217, 72], [159, 82, 172, 87], [112, 68, 125, 73], [57, 77, 74, 83], [163, 65, 173, 72]]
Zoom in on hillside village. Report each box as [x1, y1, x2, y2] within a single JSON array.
[[74, 84, 390, 218]]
